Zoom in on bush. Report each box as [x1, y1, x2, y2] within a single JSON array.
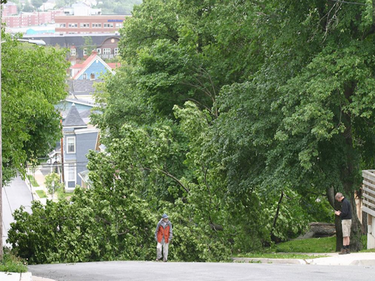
[[0, 250, 27, 273]]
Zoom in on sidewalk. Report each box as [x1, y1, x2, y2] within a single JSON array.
[[233, 252, 375, 266], [0, 272, 55, 281], [28, 168, 53, 204], [0, 272, 32, 281]]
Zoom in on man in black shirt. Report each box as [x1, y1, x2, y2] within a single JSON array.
[[335, 192, 352, 254]]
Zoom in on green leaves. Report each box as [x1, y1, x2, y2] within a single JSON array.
[[1, 32, 69, 183]]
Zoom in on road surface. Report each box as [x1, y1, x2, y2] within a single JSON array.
[[28, 261, 375, 281], [2, 176, 33, 247]]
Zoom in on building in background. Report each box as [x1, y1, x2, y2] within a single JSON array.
[[61, 104, 99, 191], [40, 0, 57, 11], [69, 50, 117, 80], [3, 10, 64, 29], [2, 1, 17, 17], [22, 33, 121, 60], [55, 15, 128, 34]]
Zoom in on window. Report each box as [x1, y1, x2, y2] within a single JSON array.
[[70, 48, 76, 56], [92, 23, 101, 28], [115, 23, 122, 28], [68, 23, 78, 28], [103, 48, 111, 55], [83, 48, 87, 56], [67, 164, 76, 181], [104, 23, 114, 28], [83, 73, 87, 79], [96, 48, 101, 54], [80, 23, 90, 28], [66, 137, 76, 153], [114, 48, 119, 56], [59, 23, 66, 27], [90, 73, 95, 80]]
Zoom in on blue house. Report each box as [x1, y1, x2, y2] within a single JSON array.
[[62, 103, 99, 191], [70, 50, 115, 80]]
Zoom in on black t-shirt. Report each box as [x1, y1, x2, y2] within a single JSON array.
[[340, 197, 352, 220]]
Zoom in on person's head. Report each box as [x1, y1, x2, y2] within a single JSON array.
[[335, 192, 344, 202], [161, 214, 169, 221]]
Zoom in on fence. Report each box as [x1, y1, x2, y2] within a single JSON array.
[[362, 170, 375, 248]]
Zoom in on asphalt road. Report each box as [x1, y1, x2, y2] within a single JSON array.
[[2, 176, 33, 247], [28, 261, 375, 281]]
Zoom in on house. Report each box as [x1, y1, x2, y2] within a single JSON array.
[[361, 170, 375, 249], [63, 2, 101, 16], [62, 103, 99, 191], [69, 50, 117, 80]]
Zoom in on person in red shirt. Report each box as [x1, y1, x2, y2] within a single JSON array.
[[155, 214, 173, 262]]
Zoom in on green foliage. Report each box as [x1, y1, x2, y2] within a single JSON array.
[[81, 37, 96, 56], [0, 250, 27, 273], [1, 31, 69, 184], [44, 173, 64, 195], [7, 189, 155, 264], [11, 0, 373, 263]]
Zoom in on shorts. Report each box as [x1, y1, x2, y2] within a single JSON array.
[[342, 219, 352, 237]]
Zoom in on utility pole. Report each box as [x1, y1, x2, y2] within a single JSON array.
[[1, 2, 4, 261]]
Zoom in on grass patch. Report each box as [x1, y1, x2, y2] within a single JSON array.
[[0, 252, 27, 273], [360, 248, 375, 252], [236, 253, 327, 259], [35, 189, 47, 199], [56, 188, 72, 201], [26, 175, 39, 187], [275, 236, 336, 253]]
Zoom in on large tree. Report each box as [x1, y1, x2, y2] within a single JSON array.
[[1, 32, 68, 259], [93, 0, 314, 252], [215, 0, 375, 250], [1, 32, 69, 183]]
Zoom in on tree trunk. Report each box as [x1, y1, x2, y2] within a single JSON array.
[[327, 186, 343, 251], [339, 87, 362, 252], [346, 191, 362, 251]]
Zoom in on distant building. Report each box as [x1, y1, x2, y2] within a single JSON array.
[[21, 33, 120, 60], [2, 2, 17, 17], [3, 10, 64, 28], [40, 0, 57, 11], [62, 103, 99, 191], [63, 2, 101, 16], [69, 50, 116, 80], [55, 15, 128, 34]]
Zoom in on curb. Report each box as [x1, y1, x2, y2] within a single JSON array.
[[20, 272, 32, 281], [232, 257, 306, 264]]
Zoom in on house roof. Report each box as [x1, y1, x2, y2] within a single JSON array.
[[107, 62, 121, 69], [63, 103, 87, 127], [71, 63, 83, 69], [72, 50, 114, 80], [67, 79, 98, 94]]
